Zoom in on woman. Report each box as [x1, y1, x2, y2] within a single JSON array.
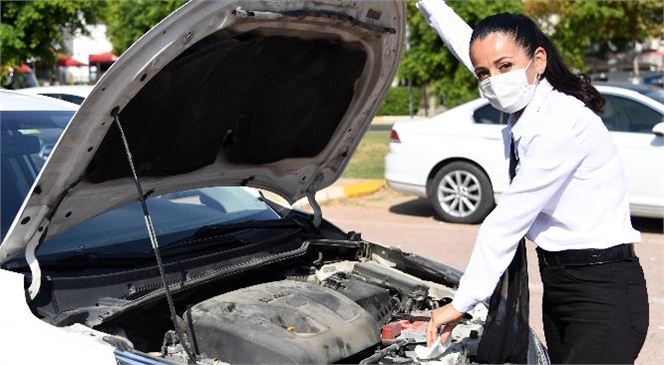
[[416, 0, 649, 363]]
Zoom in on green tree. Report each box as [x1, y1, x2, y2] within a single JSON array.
[[401, 0, 663, 110], [377, 86, 421, 115], [525, 0, 663, 73], [399, 0, 523, 109], [0, 0, 101, 73], [102, 0, 187, 56]]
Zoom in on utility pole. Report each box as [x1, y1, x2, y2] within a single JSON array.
[[406, 24, 414, 118]]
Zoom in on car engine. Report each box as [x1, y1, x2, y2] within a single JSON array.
[[161, 261, 487, 365]]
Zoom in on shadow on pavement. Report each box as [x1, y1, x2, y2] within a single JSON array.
[[388, 197, 437, 218], [388, 198, 663, 235], [632, 217, 664, 234]]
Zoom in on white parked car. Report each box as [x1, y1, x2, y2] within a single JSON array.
[[385, 85, 664, 224], [17, 84, 94, 105], [0, 1, 550, 364], [0, 91, 79, 238]]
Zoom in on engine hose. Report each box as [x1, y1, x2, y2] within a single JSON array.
[[359, 338, 409, 365]]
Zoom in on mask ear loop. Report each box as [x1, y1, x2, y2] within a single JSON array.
[[533, 46, 546, 81]]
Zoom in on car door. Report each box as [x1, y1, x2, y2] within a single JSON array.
[[600, 93, 664, 217]]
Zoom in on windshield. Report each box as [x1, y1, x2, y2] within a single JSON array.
[[35, 186, 281, 260], [1, 110, 74, 239]]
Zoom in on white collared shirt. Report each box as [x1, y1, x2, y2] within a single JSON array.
[[417, 0, 641, 313]]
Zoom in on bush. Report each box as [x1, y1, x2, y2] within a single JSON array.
[[377, 86, 420, 115]]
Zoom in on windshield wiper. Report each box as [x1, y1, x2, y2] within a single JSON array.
[[157, 218, 305, 256], [191, 218, 305, 238]]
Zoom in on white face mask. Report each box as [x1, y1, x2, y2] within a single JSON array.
[[478, 59, 537, 114]]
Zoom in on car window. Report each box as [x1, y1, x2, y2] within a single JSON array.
[[641, 89, 664, 104], [41, 93, 86, 105], [1, 144, 38, 238], [1, 110, 74, 239], [473, 104, 508, 125], [600, 95, 663, 133]]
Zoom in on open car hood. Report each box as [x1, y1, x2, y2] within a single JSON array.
[[1, 0, 404, 263]]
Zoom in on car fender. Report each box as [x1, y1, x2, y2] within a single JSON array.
[[0, 269, 117, 365]]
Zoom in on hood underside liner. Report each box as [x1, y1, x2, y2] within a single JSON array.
[[86, 32, 367, 183]]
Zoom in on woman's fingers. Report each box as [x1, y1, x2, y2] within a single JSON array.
[[438, 321, 456, 344], [425, 304, 465, 347], [426, 306, 446, 347], [426, 313, 439, 347]]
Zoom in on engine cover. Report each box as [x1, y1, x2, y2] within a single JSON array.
[[184, 280, 380, 364]]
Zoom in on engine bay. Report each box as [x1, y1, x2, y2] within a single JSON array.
[[87, 254, 488, 364], [13, 214, 507, 365]]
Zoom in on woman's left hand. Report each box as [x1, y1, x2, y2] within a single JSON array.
[[426, 303, 464, 347]]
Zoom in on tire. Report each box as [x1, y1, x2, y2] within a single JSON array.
[[429, 161, 494, 224]]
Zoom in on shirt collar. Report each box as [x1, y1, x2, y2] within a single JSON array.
[[509, 78, 554, 141]]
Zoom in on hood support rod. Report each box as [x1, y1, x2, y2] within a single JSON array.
[[112, 110, 197, 364], [306, 173, 325, 228]]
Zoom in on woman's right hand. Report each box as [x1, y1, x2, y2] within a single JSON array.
[[426, 303, 464, 347]]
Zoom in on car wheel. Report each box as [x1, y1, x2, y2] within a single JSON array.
[[429, 161, 494, 224]]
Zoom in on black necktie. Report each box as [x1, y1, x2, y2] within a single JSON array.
[[476, 134, 530, 364], [509, 136, 519, 181]]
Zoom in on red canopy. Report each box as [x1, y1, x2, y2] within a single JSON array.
[[88, 52, 118, 64], [17, 64, 33, 73], [57, 55, 87, 67]]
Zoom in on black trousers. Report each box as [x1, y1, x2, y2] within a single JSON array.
[[539, 256, 649, 364]]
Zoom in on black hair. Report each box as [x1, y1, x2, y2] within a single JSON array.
[[470, 13, 604, 114]]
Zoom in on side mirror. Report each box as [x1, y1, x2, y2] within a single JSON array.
[[652, 122, 664, 137]]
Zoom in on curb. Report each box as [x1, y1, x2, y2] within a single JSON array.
[[341, 179, 385, 198], [292, 179, 385, 209]]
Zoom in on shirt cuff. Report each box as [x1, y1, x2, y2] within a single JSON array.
[[451, 290, 478, 314]]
